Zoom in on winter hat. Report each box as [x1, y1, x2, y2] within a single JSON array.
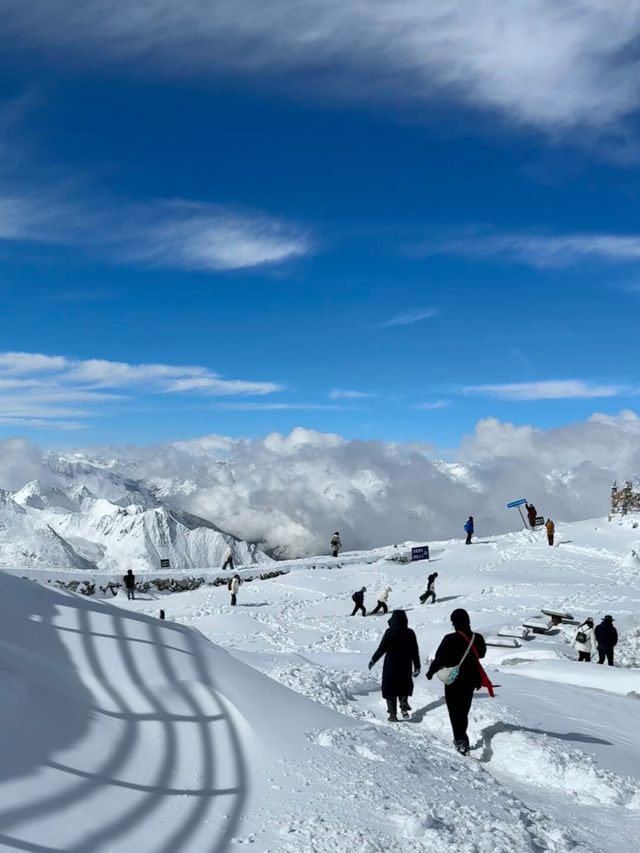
[[585, 617, 594, 625], [603, 614, 615, 622], [450, 608, 471, 630], [361, 586, 366, 592]]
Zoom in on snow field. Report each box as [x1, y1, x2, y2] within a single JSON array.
[[2, 515, 640, 851]]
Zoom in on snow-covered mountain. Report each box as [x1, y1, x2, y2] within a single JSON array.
[[0, 490, 96, 571], [4, 478, 269, 572]]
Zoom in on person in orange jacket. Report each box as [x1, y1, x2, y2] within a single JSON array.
[[545, 518, 555, 546]]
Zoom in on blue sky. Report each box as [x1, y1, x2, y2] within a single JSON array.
[[1, 1, 640, 448]]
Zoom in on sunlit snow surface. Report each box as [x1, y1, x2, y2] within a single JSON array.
[[1, 516, 640, 851]]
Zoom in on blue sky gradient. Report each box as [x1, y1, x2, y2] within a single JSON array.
[[1, 1, 640, 447]]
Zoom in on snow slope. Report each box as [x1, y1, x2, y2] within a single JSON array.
[[2, 514, 640, 851]]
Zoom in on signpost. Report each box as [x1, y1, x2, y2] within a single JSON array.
[[506, 499, 528, 530], [160, 558, 170, 569], [411, 545, 430, 562]]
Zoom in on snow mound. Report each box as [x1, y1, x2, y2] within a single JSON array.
[[488, 729, 640, 808]]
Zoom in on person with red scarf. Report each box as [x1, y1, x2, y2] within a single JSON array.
[[426, 608, 494, 755]]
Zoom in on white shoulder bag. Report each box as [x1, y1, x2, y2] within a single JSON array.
[[436, 633, 475, 684]]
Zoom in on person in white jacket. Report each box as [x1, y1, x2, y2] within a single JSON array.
[[228, 574, 242, 607], [371, 586, 391, 615], [572, 617, 597, 662]]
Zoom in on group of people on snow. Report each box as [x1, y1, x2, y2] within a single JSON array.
[[572, 615, 618, 665], [351, 574, 438, 616], [369, 607, 493, 755]]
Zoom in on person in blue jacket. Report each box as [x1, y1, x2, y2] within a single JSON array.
[[464, 516, 474, 545]]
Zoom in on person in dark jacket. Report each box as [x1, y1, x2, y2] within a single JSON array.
[[526, 503, 537, 529], [426, 608, 488, 755], [595, 615, 618, 666], [419, 572, 438, 604], [351, 587, 367, 616], [123, 569, 136, 601], [369, 610, 421, 721], [464, 516, 474, 545]]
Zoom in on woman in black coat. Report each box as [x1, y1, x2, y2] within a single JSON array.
[[369, 610, 421, 721], [426, 608, 489, 755]]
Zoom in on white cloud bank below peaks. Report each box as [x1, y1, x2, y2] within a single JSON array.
[[3, 413, 639, 557]]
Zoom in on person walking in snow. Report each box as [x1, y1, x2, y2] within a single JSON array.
[[545, 518, 555, 546], [426, 608, 493, 755], [228, 574, 242, 607], [526, 503, 538, 529], [368, 610, 421, 721], [351, 586, 367, 616], [419, 572, 438, 604], [464, 516, 474, 545], [572, 617, 597, 662], [331, 532, 342, 558], [595, 615, 618, 666], [371, 586, 391, 615], [123, 569, 136, 601], [222, 548, 234, 571]]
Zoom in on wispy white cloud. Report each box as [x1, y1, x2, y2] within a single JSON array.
[[0, 0, 640, 131], [0, 351, 282, 428], [2, 2, 640, 133], [375, 308, 438, 328], [414, 231, 640, 268], [210, 402, 352, 411], [0, 192, 312, 271], [328, 389, 375, 400], [413, 400, 450, 410], [463, 380, 627, 401]]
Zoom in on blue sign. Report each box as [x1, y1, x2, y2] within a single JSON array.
[[506, 499, 527, 509], [411, 545, 430, 562]]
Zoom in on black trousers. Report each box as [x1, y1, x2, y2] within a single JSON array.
[[597, 647, 614, 666], [386, 697, 410, 717], [547, 535, 554, 546], [126, 588, 135, 601], [222, 557, 234, 571], [332, 549, 339, 557], [578, 651, 592, 662], [420, 590, 436, 604], [351, 603, 366, 616], [231, 593, 237, 606], [465, 532, 472, 544], [371, 601, 388, 614], [444, 683, 475, 747]]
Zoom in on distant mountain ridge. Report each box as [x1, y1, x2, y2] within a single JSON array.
[[2, 474, 270, 572]]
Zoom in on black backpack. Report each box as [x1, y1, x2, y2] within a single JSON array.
[[575, 629, 588, 644], [352, 592, 358, 602]]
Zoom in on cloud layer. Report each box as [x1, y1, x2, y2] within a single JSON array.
[[3, 1, 640, 132], [2, 412, 636, 556]]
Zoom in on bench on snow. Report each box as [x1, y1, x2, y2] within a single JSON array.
[[486, 635, 521, 648], [540, 608, 574, 624], [522, 616, 557, 634], [497, 626, 530, 640]]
